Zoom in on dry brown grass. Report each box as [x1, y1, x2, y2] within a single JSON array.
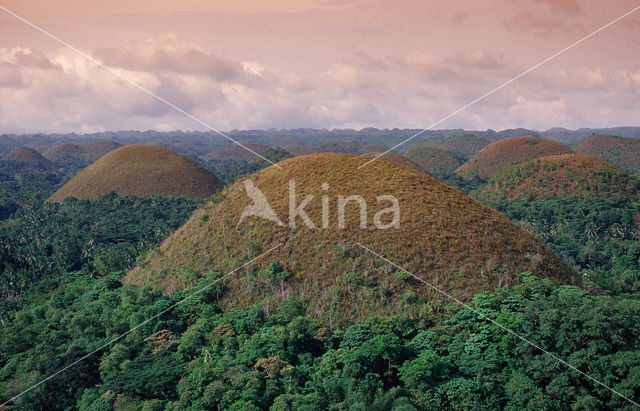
[[457, 137, 573, 179], [125, 153, 576, 324], [475, 154, 640, 202], [47, 144, 224, 202]]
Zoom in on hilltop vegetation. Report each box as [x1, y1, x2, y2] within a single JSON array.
[[205, 143, 271, 161], [405, 147, 465, 179], [41, 140, 120, 168], [283, 144, 318, 156], [574, 134, 640, 173], [126, 153, 574, 325], [457, 137, 573, 180], [476, 154, 640, 203], [48, 145, 224, 201], [204, 147, 292, 182]]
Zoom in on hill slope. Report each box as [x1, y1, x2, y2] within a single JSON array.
[[48, 145, 224, 201], [457, 136, 573, 180], [360, 152, 425, 172], [283, 144, 319, 156], [475, 154, 640, 202], [574, 134, 640, 173], [2, 147, 50, 164], [405, 146, 465, 178], [42, 143, 86, 164], [125, 153, 575, 323], [82, 140, 122, 163]]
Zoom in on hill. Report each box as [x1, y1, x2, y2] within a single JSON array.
[[457, 136, 573, 180], [405, 146, 465, 178], [47, 145, 224, 202], [82, 140, 122, 162], [414, 135, 491, 158], [360, 152, 425, 173], [125, 153, 575, 323], [205, 143, 271, 161], [283, 144, 319, 157], [42, 143, 86, 164], [475, 154, 640, 203], [2, 147, 51, 164], [574, 134, 640, 173]]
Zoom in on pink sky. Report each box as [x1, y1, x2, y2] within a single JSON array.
[[0, 0, 638, 133]]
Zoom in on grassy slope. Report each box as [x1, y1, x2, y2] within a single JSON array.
[[574, 134, 640, 173], [405, 146, 464, 178], [125, 153, 575, 325], [475, 154, 640, 202], [48, 145, 224, 201], [457, 136, 573, 179]]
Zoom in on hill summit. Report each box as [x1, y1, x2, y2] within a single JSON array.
[[48, 145, 224, 202], [475, 154, 640, 203], [125, 153, 575, 324], [457, 137, 572, 179]]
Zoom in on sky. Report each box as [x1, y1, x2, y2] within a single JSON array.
[[0, 0, 638, 133]]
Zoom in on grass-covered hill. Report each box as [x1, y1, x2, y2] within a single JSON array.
[[412, 135, 492, 158], [283, 144, 319, 156], [41, 143, 86, 164], [48, 145, 224, 202], [2, 147, 51, 165], [125, 153, 575, 324], [360, 152, 425, 173], [82, 140, 122, 162], [457, 136, 573, 180], [475, 154, 640, 203], [574, 134, 640, 173], [205, 143, 271, 161], [404, 146, 465, 178]]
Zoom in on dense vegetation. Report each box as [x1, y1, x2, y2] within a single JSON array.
[[404, 146, 465, 179], [490, 198, 640, 295], [408, 135, 491, 158], [203, 147, 292, 182], [2, 272, 639, 409], [0, 194, 200, 300]]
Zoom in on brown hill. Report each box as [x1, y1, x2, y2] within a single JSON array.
[[475, 154, 640, 203], [457, 136, 573, 180], [574, 134, 640, 173], [205, 143, 271, 161], [405, 146, 465, 178], [360, 152, 425, 173], [283, 144, 319, 157], [48, 145, 224, 202], [2, 147, 50, 164], [82, 140, 122, 163], [125, 153, 575, 324]]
